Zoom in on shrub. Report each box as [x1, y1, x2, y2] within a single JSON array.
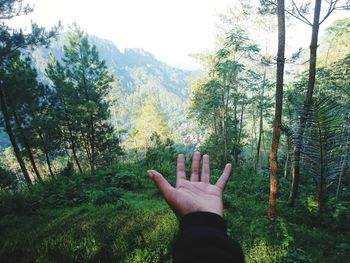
[[112, 171, 141, 190], [0, 166, 17, 191], [154, 161, 176, 186], [0, 191, 33, 217], [146, 134, 177, 167], [31, 176, 88, 209], [282, 248, 311, 263], [89, 187, 124, 206], [59, 161, 74, 177], [333, 201, 350, 230]]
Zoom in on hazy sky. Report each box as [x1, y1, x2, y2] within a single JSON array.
[[8, 0, 350, 70]]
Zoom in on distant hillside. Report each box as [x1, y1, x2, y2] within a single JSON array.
[[30, 33, 201, 142]]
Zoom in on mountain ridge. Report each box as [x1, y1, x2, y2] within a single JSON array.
[[30, 32, 201, 142]]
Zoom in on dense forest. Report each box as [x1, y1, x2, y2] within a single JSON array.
[[0, 0, 349, 262]]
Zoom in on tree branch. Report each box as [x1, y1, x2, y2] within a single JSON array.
[[291, 0, 313, 26], [264, 0, 312, 26], [319, 0, 339, 25]]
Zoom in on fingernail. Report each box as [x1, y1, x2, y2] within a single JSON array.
[[147, 170, 154, 178]]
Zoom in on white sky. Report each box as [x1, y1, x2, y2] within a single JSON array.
[[7, 0, 350, 70]]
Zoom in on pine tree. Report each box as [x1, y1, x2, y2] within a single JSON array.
[[3, 55, 45, 182], [0, 0, 59, 186], [47, 24, 121, 171]]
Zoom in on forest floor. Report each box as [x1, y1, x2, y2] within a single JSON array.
[[0, 162, 349, 263]]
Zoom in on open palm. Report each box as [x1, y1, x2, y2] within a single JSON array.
[[148, 152, 232, 218]]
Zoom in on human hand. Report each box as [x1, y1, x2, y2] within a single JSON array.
[[147, 152, 232, 218]]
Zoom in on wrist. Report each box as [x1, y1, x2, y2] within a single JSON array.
[[179, 211, 227, 235], [175, 199, 224, 218]]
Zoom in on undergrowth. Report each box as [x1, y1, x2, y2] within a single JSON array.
[[0, 161, 349, 262]]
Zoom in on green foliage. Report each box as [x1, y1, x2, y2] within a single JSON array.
[[0, 162, 177, 262], [281, 248, 311, 263], [292, 97, 349, 207], [126, 99, 170, 153], [0, 1, 61, 185], [30, 32, 196, 145], [283, 49, 350, 210], [29, 176, 88, 209], [146, 133, 176, 166], [0, 0, 60, 60], [60, 161, 74, 177], [259, 0, 277, 15], [224, 169, 350, 263], [0, 172, 127, 217], [1, 3, 350, 263], [318, 17, 350, 67], [188, 26, 267, 167], [46, 23, 122, 172], [89, 187, 124, 206], [0, 52, 47, 183], [112, 171, 141, 190], [0, 166, 17, 190], [0, 160, 349, 262], [333, 201, 350, 230], [0, 191, 34, 217]]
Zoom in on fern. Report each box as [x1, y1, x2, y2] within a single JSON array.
[[292, 97, 349, 205]]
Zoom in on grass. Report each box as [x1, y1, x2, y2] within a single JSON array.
[[0, 191, 177, 262], [0, 162, 349, 262]]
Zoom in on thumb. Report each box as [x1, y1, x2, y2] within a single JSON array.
[[147, 170, 174, 200]]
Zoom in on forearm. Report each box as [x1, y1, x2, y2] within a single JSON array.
[[173, 212, 244, 263]]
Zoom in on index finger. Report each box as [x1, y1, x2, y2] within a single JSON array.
[[176, 154, 186, 186]]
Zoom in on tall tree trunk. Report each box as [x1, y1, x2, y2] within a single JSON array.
[[268, 0, 285, 221], [256, 110, 263, 173], [252, 109, 257, 163], [288, 0, 322, 206], [284, 140, 290, 178], [214, 114, 218, 137], [90, 119, 95, 171], [68, 126, 83, 174], [81, 131, 92, 164], [236, 103, 244, 164], [13, 111, 43, 182], [80, 47, 95, 171], [284, 104, 293, 178], [61, 98, 83, 174], [233, 99, 238, 165], [37, 130, 54, 177], [0, 81, 32, 187], [44, 150, 54, 177], [223, 74, 229, 164], [256, 68, 266, 174]]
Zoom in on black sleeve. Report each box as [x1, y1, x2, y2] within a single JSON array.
[[172, 212, 244, 263]]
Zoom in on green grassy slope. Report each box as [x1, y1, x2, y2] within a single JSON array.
[[0, 163, 349, 262]]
